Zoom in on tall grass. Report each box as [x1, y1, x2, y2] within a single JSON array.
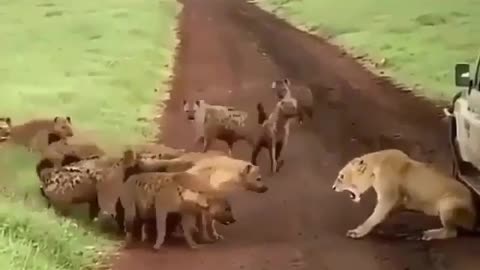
[[0, 0, 180, 268], [257, 0, 480, 101]]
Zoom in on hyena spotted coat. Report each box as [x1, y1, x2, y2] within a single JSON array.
[[120, 171, 236, 250], [183, 99, 257, 156]]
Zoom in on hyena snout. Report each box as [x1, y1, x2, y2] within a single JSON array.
[[214, 213, 236, 225]]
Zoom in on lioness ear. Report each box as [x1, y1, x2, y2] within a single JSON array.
[[271, 81, 276, 88], [183, 100, 187, 106], [195, 100, 201, 106], [283, 78, 290, 85], [5, 117, 11, 126], [66, 116, 71, 123], [54, 116, 59, 123]]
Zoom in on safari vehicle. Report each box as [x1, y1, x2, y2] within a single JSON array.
[[444, 57, 480, 195]]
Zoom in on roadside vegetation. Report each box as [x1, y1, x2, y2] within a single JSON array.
[[0, 0, 179, 269], [256, 0, 480, 101]]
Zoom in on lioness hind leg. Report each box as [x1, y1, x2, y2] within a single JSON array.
[[422, 206, 465, 241], [421, 228, 457, 241]]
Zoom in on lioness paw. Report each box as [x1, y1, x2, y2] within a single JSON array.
[[346, 228, 368, 239]]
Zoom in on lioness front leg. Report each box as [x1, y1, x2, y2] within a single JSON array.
[[153, 208, 168, 251], [182, 213, 203, 249], [347, 197, 396, 239]]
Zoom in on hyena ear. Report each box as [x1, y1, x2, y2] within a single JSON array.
[[195, 100, 201, 106], [5, 117, 11, 126], [123, 149, 136, 165], [183, 100, 187, 106], [242, 164, 253, 175], [271, 81, 276, 88], [66, 116, 71, 123], [283, 78, 291, 85]]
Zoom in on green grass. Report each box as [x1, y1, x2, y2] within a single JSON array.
[[0, 0, 179, 268], [256, 0, 480, 101]]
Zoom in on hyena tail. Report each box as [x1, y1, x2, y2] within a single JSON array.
[[257, 102, 268, 124]]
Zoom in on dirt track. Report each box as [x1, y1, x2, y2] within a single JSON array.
[[112, 0, 480, 269]]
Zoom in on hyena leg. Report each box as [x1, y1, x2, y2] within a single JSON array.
[[88, 198, 100, 221], [202, 137, 213, 153], [123, 215, 136, 248], [250, 141, 263, 166], [141, 223, 149, 242], [182, 213, 202, 249], [39, 187, 51, 208], [207, 216, 223, 241], [275, 140, 285, 172], [153, 208, 168, 251], [226, 141, 234, 156], [199, 211, 214, 242], [297, 110, 304, 125], [269, 138, 277, 174]]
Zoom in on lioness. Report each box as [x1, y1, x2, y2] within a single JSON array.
[[332, 149, 476, 241]]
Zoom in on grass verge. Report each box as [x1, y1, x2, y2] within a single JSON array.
[[0, 0, 180, 268], [256, 0, 480, 101]]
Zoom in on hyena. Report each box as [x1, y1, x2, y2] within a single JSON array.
[[0, 117, 12, 142], [272, 78, 313, 124], [33, 117, 74, 153], [251, 98, 299, 173], [35, 154, 106, 220], [170, 154, 268, 242], [93, 149, 196, 236], [183, 100, 255, 156], [120, 171, 236, 250]]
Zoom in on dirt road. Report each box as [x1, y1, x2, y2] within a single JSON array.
[[112, 0, 480, 269]]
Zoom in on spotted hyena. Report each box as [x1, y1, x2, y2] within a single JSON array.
[[272, 78, 313, 124], [183, 100, 255, 156], [119, 170, 236, 250], [251, 98, 299, 174]]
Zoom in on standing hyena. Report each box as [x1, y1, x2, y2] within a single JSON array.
[[182, 100, 256, 156], [28, 116, 74, 153], [119, 171, 236, 250], [272, 78, 313, 124], [251, 98, 299, 174]]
